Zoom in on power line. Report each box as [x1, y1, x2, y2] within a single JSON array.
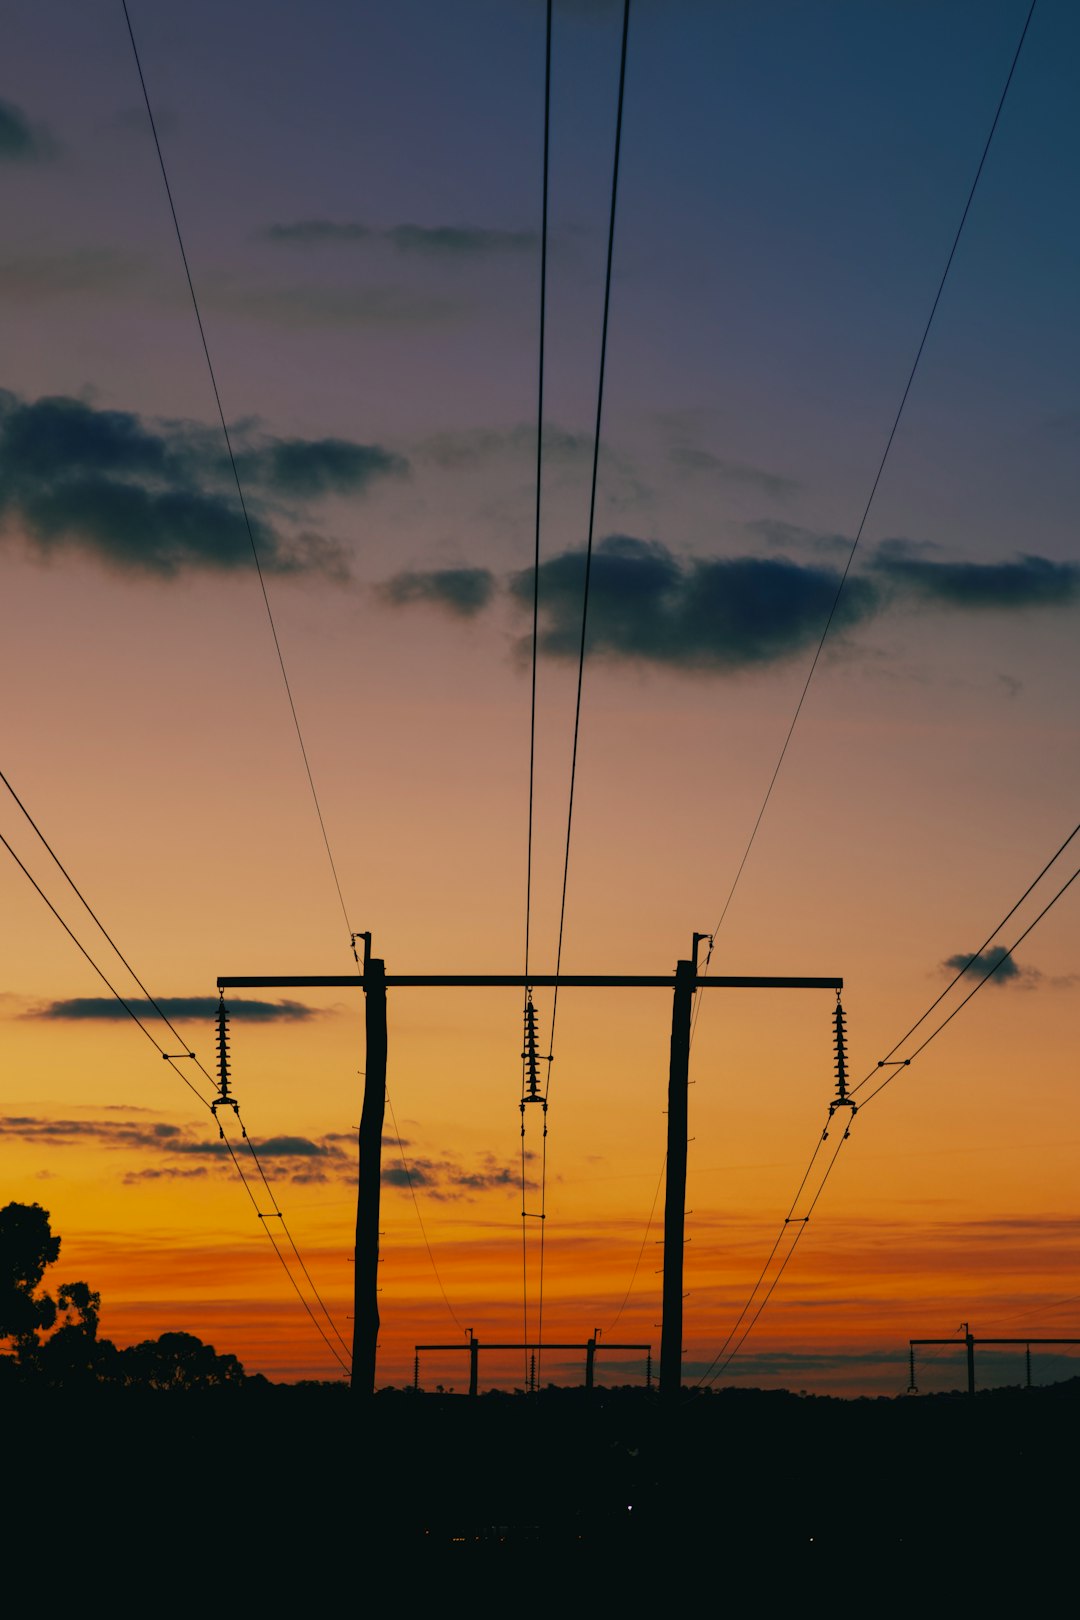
[[1, 765, 219, 1094], [850, 814, 1080, 1095], [696, 815, 1079, 1378], [121, 0, 356, 955], [520, 0, 554, 1386], [0, 825, 350, 1375], [240, 1128, 353, 1360], [548, 0, 632, 1065], [857, 856, 1080, 1111], [533, 0, 632, 1383], [702, 0, 1039, 955], [697, 1127, 851, 1389], [385, 1085, 468, 1337], [524, 0, 553, 988], [0, 826, 210, 1108], [606, 1152, 666, 1334], [216, 1119, 351, 1376]]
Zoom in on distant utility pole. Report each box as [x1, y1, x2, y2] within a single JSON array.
[[909, 1327, 1080, 1395], [218, 937, 841, 1399]]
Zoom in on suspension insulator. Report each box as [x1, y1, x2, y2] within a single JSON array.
[[832, 998, 849, 1106], [521, 992, 543, 1103], [212, 998, 238, 1115]]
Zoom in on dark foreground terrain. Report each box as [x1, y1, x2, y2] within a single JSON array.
[[6, 1383, 1072, 1592]]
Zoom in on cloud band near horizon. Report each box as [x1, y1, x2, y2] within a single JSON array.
[[376, 533, 1079, 674], [0, 389, 405, 579]]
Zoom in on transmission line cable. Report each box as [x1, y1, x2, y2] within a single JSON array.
[[519, 0, 554, 1387], [523, 0, 552, 991], [386, 1085, 468, 1335], [697, 816, 1078, 1379], [548, 0, 631, 1067], [697, 1127, 851, 1388], [239, 1123, 352, 1359], [606, 1152, 666, 1334], [1, 828, 350, 1373], [529, 0, 631, 1387], [700, 0, 1039, 960], [2, 764, 219, 1093], [216, 1117, 351, 1375], [121, 0, 356, 955], [856, 857, 1080, 1111], [850, 815, 1080, 1096], [1, 827, 210, 1107]]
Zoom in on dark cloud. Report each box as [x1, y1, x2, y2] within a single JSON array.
[[941, 945, 1022, 985], [238, 437, 407, 497], [0, 1115, 185, 1150], [0, 391, 402, 579], [0, 99, 56, 161], [263, 220, 373, 245], [376, 567, 495, 618], [388, 224, 536, 256], [669, 447, 799, 500], [32, 996, 320, 1022], [173, 1133, 348, 1163], [122, 1167, 209, 1184], [509, 536, 878, 670], [382, 1164, 425, 1188], [1, 1112, 350, 1190], [262, 220, 537, 256], [746, 519, 853, 559], [248, 1135, 336, 1158], [382, 1151, 527, 1201], [873, 542, 1080, 609]]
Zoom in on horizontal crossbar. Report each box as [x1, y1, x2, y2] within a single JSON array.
[[218, 973, 842, 990]]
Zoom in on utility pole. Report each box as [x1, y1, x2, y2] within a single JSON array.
[[908, 1330, 1080, 1395], [659, 942, 700, 1403], [353, 936, 385, 1394], [218, 941, 840, 1398]]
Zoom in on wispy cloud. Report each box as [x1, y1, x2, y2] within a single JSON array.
[[262, 220, 537, 257], [416, 422, 593, 469], [29, 996, 321, 1023], [0, 1115, 186, 1149], [0, 1113, 352, 1188], [1, 1109, 520, 1199], [0, 390, 403, 580], [376, 567, 495, 618], [747, 519, 852, 559], [874, 541, 1080, 609], [382, 1150, 529, 1201], [0, 98, 58, 162], [669, 446, 799, 500], [0, 249, 143, 303]]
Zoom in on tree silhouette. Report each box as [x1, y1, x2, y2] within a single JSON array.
[[2, 1202, 249, 1389], [118, 1331, 245, 1390], [0, 1201, 60, 1353]]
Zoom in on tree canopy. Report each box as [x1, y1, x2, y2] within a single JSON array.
[[0, 1200, 60, 1345], [1, 1202, 249, 1390]]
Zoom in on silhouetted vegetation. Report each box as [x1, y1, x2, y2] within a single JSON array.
[[0, 1201, 247, 1389]]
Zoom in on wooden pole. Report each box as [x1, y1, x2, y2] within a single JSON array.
[[353, 954, 387, 1393], [660, 954, 695, 1402]]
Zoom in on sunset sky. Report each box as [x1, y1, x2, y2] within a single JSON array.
[[2, 0, 1078, 1396]]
